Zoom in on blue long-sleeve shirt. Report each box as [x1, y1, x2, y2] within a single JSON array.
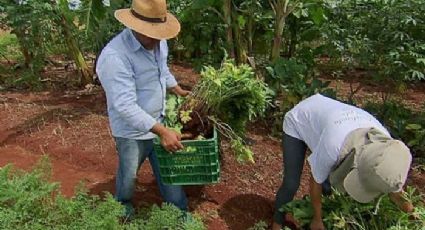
[[96, 28, 178, 139]]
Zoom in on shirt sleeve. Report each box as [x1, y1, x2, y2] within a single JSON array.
[[160, 40, 178, 88], [96, 52, 157, 133]]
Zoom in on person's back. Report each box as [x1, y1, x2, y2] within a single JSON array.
[[283, 94, 389, 183]]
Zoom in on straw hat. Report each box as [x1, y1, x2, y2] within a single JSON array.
[[114, 0, 181, 40]]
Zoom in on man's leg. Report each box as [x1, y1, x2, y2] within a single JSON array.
[[145, 140, 188, 211], [273, 133, 307, 226], [114, 137, 147, 216]]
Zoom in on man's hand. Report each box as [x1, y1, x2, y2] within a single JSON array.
[[170, 85, 191, 97], [310, 217, 325, 230], [151, 123, 184, 152]]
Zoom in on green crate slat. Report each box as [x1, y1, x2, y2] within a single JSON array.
[[160, 170, 220, 186], [153, 128, 220, 185], [159, 163, 219, 175]]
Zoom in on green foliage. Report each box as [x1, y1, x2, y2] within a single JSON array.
[[0, 157, 123, 229], [168, 0, 227, 67], [0, 33, 21, 61], [0, 0, 64, 71], [71, 0, 129, 54], [247, 220, 268, 230], [322, 0, 425, 82], [194, 59, 271, 136], [266, 57, 336, 135], [282, 187, 425, 229], [127, 204, 205, 230], [267, 58, 336, 112], [164, 94, 185, 133], [0, 157, 205, 230]]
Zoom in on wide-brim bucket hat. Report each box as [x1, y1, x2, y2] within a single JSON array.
[[331, 128, 412, 203], [115, 0, 181, 40]]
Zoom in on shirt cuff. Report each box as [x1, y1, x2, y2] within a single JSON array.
[[135, 115, 157, 133], [166, 77, 178, 89]]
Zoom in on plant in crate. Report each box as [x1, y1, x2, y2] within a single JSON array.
[[166, 58, 271, 163]]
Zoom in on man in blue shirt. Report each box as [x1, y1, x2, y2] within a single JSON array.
[[96, 0, 190, 217]]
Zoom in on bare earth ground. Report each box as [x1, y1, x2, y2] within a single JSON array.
[[0, 64, 424, 230]]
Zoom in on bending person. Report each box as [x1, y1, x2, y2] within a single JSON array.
[[272, 94, 414, 230]]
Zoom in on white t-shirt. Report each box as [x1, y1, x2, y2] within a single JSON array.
[[283, 94, 390, 183]]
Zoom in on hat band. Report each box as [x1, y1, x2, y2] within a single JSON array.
[[131, 9, 167, 23]]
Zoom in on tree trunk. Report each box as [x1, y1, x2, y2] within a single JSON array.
[[58, 14, 92, 86], [13, 29, 32, 68], [223, 0, 235, 59], [232, 14, 247, 64], [270, 12, 286, 62], [247, 17, 253, 56]]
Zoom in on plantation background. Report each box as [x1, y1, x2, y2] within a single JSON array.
[[0, 0, 424, 229]]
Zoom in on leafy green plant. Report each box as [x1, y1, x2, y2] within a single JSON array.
[[247, 220, 268, 230], [164, 94, 185, 133], [322, 0, 425, 83], [127, 204, 205, 230], [0, 156, 205, 229], [266, 57, 336, 135], [184, 59, 270, 162], [0, 33, 21, 61], [282, 187, 424, 229], [191, 59, 271, 136]]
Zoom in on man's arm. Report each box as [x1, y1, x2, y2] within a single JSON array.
[[169, 85, 190, 97], [310, 175, 325, 230]]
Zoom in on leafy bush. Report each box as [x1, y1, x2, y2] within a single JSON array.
[[322, 0, 425, 82], [266, 57, 336, 134], [0, 157, 205, 230], [0, 33, 21, 61], [282, 188, 424, 229]]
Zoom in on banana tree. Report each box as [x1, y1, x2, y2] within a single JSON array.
[[269, 0, 300, 62]]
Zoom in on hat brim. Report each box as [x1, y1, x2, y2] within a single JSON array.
[[115, 9, 180, 40], [343, 168, 381, 203]]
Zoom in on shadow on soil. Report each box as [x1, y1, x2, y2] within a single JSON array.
[[88, 177, 207, 210], [219, 194, 273, 230]]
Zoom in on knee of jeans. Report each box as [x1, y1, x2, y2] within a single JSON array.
[[283, 180, 300, 194]]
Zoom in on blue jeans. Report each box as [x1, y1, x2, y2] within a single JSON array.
[[114, 137, 188, 211]]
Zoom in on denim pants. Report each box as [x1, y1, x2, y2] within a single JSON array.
[[114, 137, 188, 211], [273, 133, 331, 225]]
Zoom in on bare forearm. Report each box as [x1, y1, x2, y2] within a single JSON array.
[[151, 123, 167, 136], [310, 177, 323, 220]]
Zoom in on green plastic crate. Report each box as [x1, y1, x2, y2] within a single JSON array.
[[153, 128, 220, 185]]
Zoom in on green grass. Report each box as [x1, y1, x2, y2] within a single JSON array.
[[0, 33, 22, 61]]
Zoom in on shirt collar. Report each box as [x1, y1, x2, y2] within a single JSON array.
[[126, 28, 142, 52], [125, 28, 159, 54]]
